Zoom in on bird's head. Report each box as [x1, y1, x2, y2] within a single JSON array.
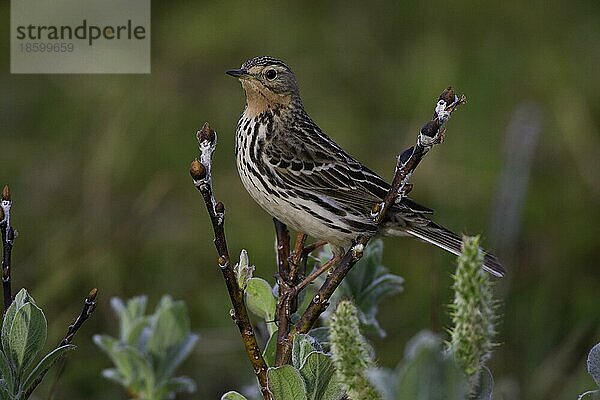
[[227, 56, 300, 115]]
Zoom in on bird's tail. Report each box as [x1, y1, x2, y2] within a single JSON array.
[[387, 219, 505, 277]]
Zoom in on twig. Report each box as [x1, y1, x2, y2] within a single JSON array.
[[292, 242, 365, 335], [274, 228, 308, 365], [274, 219, 291, 283], [293, 255, 340, 294], [25, 288, 98, 399], [289, 233, 308, 314], [1, 185, 14, 314], [302, 240, 327, 257], [274, 229, 310, 366], [0, 185, 98, 398], [371, 88, 466, 222], [273, 219, 294, 366], [60, 288, 98, 346], [289, 232, 307, 283], [292, 87, 465, 337], [191, 123, 271, 400]]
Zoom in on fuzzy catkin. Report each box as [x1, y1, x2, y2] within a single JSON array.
[[449, 236, 496, 381], [330, 300, 381, 400]]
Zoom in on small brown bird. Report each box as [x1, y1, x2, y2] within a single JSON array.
[[227, 56, 504, 277]]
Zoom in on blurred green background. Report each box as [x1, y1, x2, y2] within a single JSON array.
[[1, 1, 599, 399]]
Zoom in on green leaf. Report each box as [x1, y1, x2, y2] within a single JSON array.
[[221, 391, 248, 400], [396, 331, 466, 400], [94, 335, 138, 385], [308, 328, 330, 349], [292, 334, 321, 370], [268, 365, 307, 400], [0, 350, 14, 394], [7, 302, 47, 375], [160, 376, 197, 395], [148, 297, 190, 361], [2, 288, 29, 358], [98, 296, 199, 399], [111, 296, 148, 343], [245, 278, 276, 327], [109, 297, 127, 317], [93, 334, 116, 355], [322, 240, 403, 337], [21, 344, 76, 394], [101, 368, 126, 386], [0, 380, 10, 400], [157, 333, 199, 382], [124, 317, 149, 347], [117, 346, 155, 394], [13, 289, 30, 307], [126, 296, 148, 319], [299, 351, 342, 400], [235, 249, 255, 290], [366, 368, 397, 400], [263, 330, 278, 367], [588, 342, 600, 388]]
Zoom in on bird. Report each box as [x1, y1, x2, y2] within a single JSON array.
[[226, 56, 504, 277]]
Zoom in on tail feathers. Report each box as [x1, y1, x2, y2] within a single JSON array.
[[403, 222, 505, 278]]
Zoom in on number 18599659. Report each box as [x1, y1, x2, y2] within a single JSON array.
[[20, 42, 74, 52]]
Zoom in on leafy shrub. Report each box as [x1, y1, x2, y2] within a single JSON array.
[[222, 333, 342, 400], [0, 288, 76, 400], [94, 295, 198, 400], [222, 238, 498, 400]]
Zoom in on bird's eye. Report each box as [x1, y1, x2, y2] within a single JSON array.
[[265, 69, 277, 80]]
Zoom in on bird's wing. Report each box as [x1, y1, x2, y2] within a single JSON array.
[[262, 123, 432, 216]]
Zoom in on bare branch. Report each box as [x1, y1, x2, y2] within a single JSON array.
[[1, 185, 14, 314], [25, 288, 98, 399], [60, 288, 98, 346], [371, 87, 466, 222], [301, 240, 327, 257], [293, 243, 366, 335], [273, 224, 310, 365], [274, 219, 291, 283], [191, 123, 271, 399], [293, 255, 340, 294], [289, 232, 307, 284], [273, 219, 293, 366]]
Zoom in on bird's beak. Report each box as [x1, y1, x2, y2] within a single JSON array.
[[226, 68, 249, 78]]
